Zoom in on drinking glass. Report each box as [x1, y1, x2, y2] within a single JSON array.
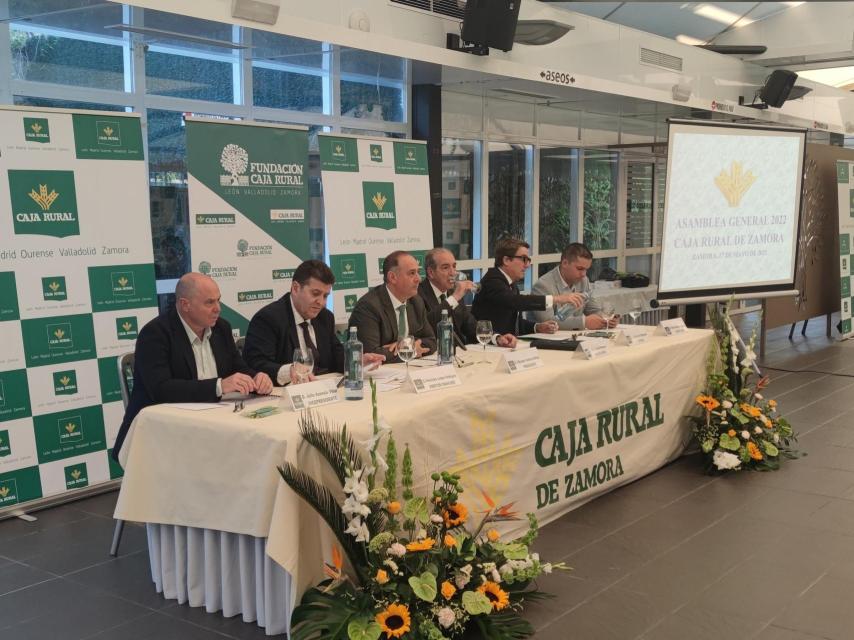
[[600, 302, 616, 329], [475, 320, 493, 360], [455, 271, 481, 294], [627, 295, 644, 325], [292, 348, 314, 383], [397, 335, 416, 370]]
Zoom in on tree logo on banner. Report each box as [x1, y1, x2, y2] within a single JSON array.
[[362, 181, 397, 230], [8, 170, 79, 238], [715, 161, 756, 208], [198, 261, 212, 275], [220, 144, 250, 186]]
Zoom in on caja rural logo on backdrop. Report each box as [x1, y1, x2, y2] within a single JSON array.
[[8, 170, 79, 238]]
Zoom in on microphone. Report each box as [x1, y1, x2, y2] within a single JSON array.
[[452, 329, 468, 351]]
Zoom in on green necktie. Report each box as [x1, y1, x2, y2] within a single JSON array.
[[439, 293, 448, 305], [397, 303, 407, 338]]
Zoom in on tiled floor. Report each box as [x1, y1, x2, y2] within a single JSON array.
[[2, 318, 854, 639]]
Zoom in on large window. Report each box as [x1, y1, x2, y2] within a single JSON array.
[[582, 150, 618, 251], [252, 31, 328, 112], [538, 147, 579, 255], [441, 139, 479, 261], [339, 49, 406, 122], [488, 143, 532, 255]]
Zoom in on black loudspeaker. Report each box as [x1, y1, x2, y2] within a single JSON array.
[[760, 70, 797, 108], [461, 0, 521, 52]]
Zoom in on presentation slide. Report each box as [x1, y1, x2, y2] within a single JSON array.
[[658, 121, 805, 299]]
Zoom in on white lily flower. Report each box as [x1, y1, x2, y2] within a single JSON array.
[[430, 514, 444, 524], [355, 522, 370, 542], [722, 400, 733, 409], [712, 449, 741, 470], [491, 569, 502, 583], [342, 496, 371, 518], [754, 426, 763, 434], [542, 563, 553, 574], [741, 430, 751, 440]]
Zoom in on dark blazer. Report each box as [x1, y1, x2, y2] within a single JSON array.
[[243, 293, 344, 381], [417, 278, 477, 344], [471, 267, 549, 336], [348, 284, 436, 362], [112, 310, 254, 461]]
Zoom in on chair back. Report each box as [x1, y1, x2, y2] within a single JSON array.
[[117, 352, 135, 410]]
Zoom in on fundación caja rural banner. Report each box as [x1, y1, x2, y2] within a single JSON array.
[[318, 134, 434, 323], [0, 106, 157, 513], [186, 118, 311, 335]]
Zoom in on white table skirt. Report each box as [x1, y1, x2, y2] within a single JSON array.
[[146, 524, 292, 637]]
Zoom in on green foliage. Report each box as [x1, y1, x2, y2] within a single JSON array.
[[408, 571, 438, 602], [291, 582, 366, 640], [401, 445, 414, 500], [582, 159, 616, 251], [538, 175, 573, 254], [299, 412, 363, 486], [347, 617, 382, 640], [384, 433, 398, 501], [471, 610, 537, 640], [461, 591, 493, 615], [719, 433, 740, 451]]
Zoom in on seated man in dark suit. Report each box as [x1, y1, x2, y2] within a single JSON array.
[[471, 238, 580, 336], [418, 247, 517, 348], [113, 272, 273, 461], [349, 250, 436, 363], [243, 260, 384, 385]]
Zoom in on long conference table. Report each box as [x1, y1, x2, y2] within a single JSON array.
[[114, 328, 712, 636]]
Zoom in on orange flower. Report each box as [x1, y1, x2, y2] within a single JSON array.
[[443, 502, 468, 527], [739, 403, 762, 418], [444, 533, 457, 548], [727, 429, 737, 437], [748, 442, 763, 460], [696, 394, 720, 411], [386, 501, 401, 515], [487, 529, 500, 542], [405, 538, 435, 552], [441, 580, 456, 599], [768, 399, 777, 409], [375, 569, 389, 584], [761, 415, 772, 429], [481, 489, 496, 509], [478, 581, 510, 611], [376, 603, 411, 638], [323, 545, 343, 580]]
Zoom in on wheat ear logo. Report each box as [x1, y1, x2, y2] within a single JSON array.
[[0, 486, 8, 498], [715, 161, 756, 207], [117, 276, 128, 287], [29, 185, 59, 211], [344, 262, 354, 273], [335, 144, 343, 154], [65, 422, 76, 434], [102, 125, 113, 137], [372, 192, 387, 210], [122, 321, 132, 332], [59, 375, 71, 386], [48, 281, 60, 293], [31, 122, 42, 134], [54, 328, 65, 340], [71, 469, 81, 480]]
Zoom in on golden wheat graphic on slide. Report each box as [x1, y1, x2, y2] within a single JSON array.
[[715, 161, 756, 207]]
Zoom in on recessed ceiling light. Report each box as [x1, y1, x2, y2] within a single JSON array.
[[694, 4, 754, 27], [676, 34, 706, 46]]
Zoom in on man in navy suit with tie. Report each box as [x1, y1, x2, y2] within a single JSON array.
[[244, 260, 384, 385], [472, 238, 580, 336]]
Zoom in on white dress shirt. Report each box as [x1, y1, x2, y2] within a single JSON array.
[[430, 281, 458, 308], [276, 300, 318, 385], [178, 312, 222, 397]]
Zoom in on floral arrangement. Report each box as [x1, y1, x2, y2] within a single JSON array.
[[278, 381, 566, 640], [691, 302, 800, 472]]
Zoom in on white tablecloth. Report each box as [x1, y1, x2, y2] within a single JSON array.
[[116, 328, 711, 632]]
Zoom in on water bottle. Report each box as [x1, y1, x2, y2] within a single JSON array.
[[437, 310, 454, 365], [344, 327, 363, 400], [554, 292, 589, 322]]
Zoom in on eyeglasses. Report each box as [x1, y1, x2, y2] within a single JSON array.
[[510, 255, 532, 265]]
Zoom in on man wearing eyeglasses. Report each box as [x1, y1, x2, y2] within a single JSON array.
[[472, 238, 582, 336]]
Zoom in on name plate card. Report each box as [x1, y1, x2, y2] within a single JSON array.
[[577, 338, 610, 360], [499, 348, 543, 374], [409, 365, 462, 394], [620, 326, 650, 346], [283, 379, 340, 411], [659, 318, 688, 336]]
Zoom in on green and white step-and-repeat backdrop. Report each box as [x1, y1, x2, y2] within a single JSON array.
[[319, 134, 433, 323], [837, 160, 854, 339], [0, 107, 156, 513], [186, 118, 310, 335]]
